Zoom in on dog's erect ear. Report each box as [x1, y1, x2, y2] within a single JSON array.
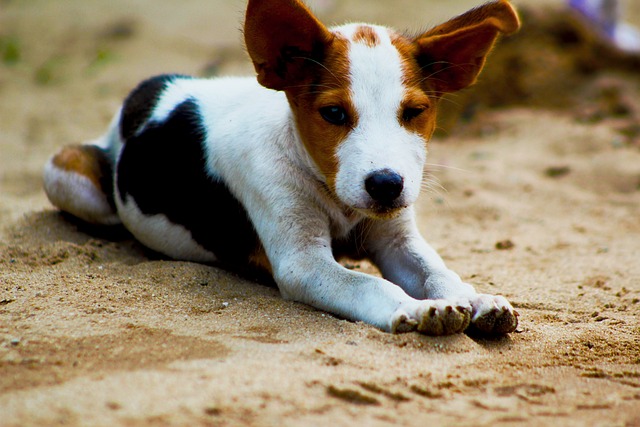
[[415, 0, 520, 94], [244, 0, 333, 91]]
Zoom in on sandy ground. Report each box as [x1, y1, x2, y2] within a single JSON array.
[[1, 0, 640, 426]]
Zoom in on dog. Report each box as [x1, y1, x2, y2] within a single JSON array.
[[43, 0, 520, 335]]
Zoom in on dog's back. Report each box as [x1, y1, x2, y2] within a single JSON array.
[[44, 74, 291, 267]]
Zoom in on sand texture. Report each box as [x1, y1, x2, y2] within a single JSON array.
[[1, 1, 640, 425]]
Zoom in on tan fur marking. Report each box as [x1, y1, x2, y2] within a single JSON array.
[[286, 34, 355, 191], [390, 33, 419, 84], [51, 145, 107, 191], [352, 25, 381, 47], [244, 0, 357, 192], [412, 0, 520, 94], [249, 244, 273, 274], [391, 34, 438, 139], [245, 0, 334, 91]]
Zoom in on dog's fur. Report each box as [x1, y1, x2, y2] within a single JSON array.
[[43, 0, 520, 335]]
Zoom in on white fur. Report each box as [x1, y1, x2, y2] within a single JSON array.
[[116, 194, 217, 263], [333, 24, 426, 212], [43, 112, 123, 226], [43, 159, 120, 225]]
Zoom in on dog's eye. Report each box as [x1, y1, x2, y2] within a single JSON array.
[[402, 107, 426, 122], [319, 106, 348, 126]]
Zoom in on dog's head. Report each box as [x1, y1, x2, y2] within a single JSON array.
[[244, 0, 519, 219]]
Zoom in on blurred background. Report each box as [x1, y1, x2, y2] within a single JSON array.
[[1, 0, 639, 221]]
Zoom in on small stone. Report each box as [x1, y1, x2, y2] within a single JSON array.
[[545, 165, 571, 178], [495, 239, 515, 250]]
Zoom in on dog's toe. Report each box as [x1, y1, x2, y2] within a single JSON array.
[[391, 310, 419, 333], [392, 300, 471, 335], [446, 305, 471, 334], [493, 307, 519, 334], [417, 306, 444, 335], [416, 300, 470, 336], [468, 294, 518, 335]]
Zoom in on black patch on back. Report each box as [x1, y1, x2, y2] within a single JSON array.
[[117, 98, 261, 268], [120, 74, 190, 141]]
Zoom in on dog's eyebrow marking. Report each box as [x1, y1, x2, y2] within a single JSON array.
[[352, 25, 381, 47]]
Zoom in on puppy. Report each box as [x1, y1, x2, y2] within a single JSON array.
[[44, 0, 520, 335]]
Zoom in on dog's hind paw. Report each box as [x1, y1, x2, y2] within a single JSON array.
[[392, 300, 471, 335], [467, 294, 518, 335]]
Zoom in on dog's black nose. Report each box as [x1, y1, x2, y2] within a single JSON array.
[[365, 169, 404, 204]]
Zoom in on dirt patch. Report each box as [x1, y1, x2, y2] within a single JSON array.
[[1, 326, 229, 393]]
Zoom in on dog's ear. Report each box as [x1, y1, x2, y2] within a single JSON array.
[[244, 0, 333, 91], [414, 0, 520, 94]]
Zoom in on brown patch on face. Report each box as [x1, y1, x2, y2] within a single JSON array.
[[399, 88, 437, 138], [352, 25, 381, 47], [391, 33, 439, 140], [51, 145, 113, 195], [284, 34, 355, 191]]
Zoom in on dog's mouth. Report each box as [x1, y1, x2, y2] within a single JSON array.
[[356, 201, 407, 220]]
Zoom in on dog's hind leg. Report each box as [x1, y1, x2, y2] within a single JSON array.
[[43, 115, 122, 225]]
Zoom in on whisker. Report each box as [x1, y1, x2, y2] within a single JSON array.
[[292, 55, 342, 85], [424, 162, 471, 173], [433, 95, 464, 109], [418, 60, 475, 82], [420, 175, 453, 209], [355, 219, 375, 255], [421, 176, 448, 195], [433, 125, 451, 137]]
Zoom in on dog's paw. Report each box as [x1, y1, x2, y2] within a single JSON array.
[[391, 300, 471, 335], [467, 294, 518, 335]]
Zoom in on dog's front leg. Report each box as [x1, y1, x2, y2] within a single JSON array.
[[366, 209, 518, 335], [256, 209, 471, 335]]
